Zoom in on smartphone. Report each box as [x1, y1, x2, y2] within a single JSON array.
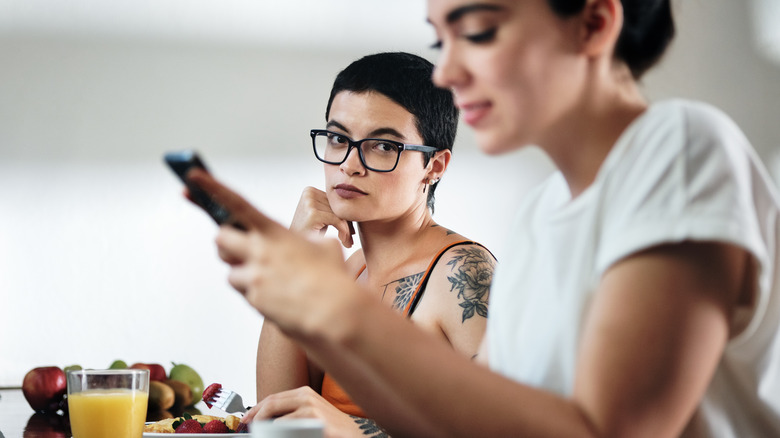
[[164, 150, 245, 230]]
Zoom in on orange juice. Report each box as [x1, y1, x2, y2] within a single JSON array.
[[68, 388, 148, 438]]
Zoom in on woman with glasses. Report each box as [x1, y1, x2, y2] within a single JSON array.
[[190, 0, 780, 436], [244, 52, 495, 436]]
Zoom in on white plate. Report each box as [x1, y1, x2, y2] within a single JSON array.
[[144, 434, 243, 437]]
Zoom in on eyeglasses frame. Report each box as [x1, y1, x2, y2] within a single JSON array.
[[310, 129, 438, 173]]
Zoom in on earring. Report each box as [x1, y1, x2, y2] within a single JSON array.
[[424, 178, 438, 194]]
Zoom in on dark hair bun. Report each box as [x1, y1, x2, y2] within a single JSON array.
[[548, 0, 675, 79], [616, 0, 675, 78]]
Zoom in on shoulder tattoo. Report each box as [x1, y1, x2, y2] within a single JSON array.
[[352, 416, 391, 437], [382, 271, 424, 311], [431, 223, 457, 235], [446, 247, 495, 323]]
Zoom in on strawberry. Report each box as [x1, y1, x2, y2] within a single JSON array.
[[202, 383, 222, 408], [175, 419, 204, 433], [204, 419, 230, 433]]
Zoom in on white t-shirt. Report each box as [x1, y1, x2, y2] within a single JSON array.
[[487, 99, 780, 437]]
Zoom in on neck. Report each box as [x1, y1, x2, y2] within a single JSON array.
[[357, 207, 437, 277], [541, 64, 647, 199]]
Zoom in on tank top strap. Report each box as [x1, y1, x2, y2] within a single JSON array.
[[402, 240, 491, 317], [355, 264, 366, 279]]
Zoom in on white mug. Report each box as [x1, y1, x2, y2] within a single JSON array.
[[250, 419, 324, 438]]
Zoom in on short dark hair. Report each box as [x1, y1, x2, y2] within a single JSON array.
[[325, 52, 459, 212], [547, 0, 675, 79]]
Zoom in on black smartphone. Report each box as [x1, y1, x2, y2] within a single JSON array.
[[164, 150, 245, 230]]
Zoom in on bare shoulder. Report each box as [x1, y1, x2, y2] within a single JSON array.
[[424, 242, 496, 323], [411, 242, 495, 356], [344, 249, 366, 276]]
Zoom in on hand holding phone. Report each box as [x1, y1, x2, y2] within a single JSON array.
[[164, 150, 246, 230]]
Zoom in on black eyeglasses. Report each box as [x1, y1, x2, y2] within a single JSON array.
[[310, 129, 438, 172]]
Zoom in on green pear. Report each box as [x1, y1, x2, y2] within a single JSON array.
[[168, 363, 204, 405], [108, 360, 128, 369]]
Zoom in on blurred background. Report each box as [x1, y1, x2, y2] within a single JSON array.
[[1, 0, 779, 411]]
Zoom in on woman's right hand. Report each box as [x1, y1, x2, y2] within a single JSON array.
[[242, 386, 385, 438], [186, 169, 359, 339], [291, 186, 354, 248]]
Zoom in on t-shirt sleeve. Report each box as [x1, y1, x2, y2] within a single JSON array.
[[595, 101, 767, 276]]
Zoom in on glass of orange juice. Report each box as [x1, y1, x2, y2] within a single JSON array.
[[67, 369, 150, 438]]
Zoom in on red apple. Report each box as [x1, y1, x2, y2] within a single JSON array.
[[22, 366, 67, 413], [130, 363, 166, 382]]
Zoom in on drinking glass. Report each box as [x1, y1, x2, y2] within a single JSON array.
[[67, 369, 149, 438]]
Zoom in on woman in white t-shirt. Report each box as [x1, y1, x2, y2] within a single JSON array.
[[188, 0, 780, 436]]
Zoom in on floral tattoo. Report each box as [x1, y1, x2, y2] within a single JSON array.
[[446, 247, 494, 322]]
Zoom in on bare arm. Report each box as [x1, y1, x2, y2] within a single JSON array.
[[256, 187, 342, 399], [256, 320, 317, 400], [573, 242, 750, 436], [192, 170, 749, 438]]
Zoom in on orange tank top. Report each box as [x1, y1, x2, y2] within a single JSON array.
[[320, 240, 483, 418]]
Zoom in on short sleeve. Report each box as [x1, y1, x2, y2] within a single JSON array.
[[594, 101, 767, 277]]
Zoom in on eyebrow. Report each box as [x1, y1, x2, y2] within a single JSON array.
[[367, 127, 406, 140], [325, 121, 407, 141], [325, 120, 350, 133], [444, 3, 504, 24]]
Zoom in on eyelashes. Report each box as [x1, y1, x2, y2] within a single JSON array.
[[466, 28, 497, 43], [429, 28, 497, 50]]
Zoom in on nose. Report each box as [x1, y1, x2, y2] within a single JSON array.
[[339, 145, 366, 175], [432, 43, 469, 90]]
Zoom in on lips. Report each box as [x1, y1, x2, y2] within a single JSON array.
[[457, 100, 492, 126], [334, 184, 367, 199]]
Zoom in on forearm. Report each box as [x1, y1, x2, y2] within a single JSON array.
[[296, 294, 597, 438], [257, 319, 313, 400]]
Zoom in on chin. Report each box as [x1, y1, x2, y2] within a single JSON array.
[[330, 205, 360, 222]]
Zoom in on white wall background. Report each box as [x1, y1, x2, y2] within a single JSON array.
[[1, 0, 779, 411]]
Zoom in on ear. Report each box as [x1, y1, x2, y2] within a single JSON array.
[[426, 149, 452, 181], [580, 0, 623, 57]]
